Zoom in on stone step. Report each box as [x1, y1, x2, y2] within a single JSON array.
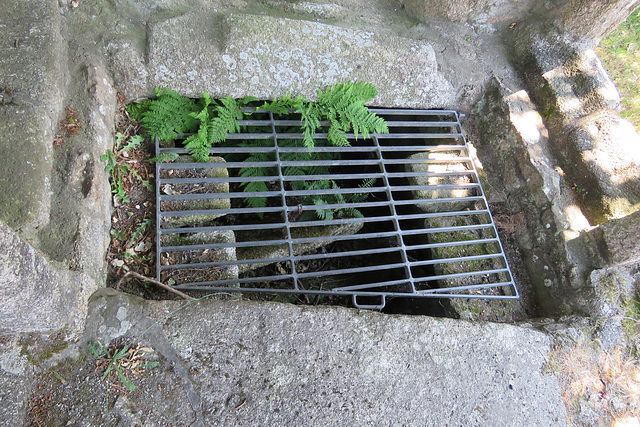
[[147, 11, 455, 108], [77, 288, 567, 426]]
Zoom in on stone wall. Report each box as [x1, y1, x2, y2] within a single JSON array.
[[1, 0, 640, 424], [401, 0, 638, 39]]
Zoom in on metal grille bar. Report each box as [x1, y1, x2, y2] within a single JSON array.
[[155, 108, 518, 309]]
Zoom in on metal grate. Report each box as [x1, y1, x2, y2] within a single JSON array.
[[155, 108, 518, 309]]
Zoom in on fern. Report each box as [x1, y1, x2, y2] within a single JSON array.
[[125, 102, 148, 122], [293, 178, 372, 221], [181, 93, 244, 161], [237, 138, 277, 213], [260, 81, 388, 150], [131, 83, 387, 221], [317, 81, 388, 145], [256, 94, 299, 115], [140, 88, 200, 141], [347, 177, 377, 204]]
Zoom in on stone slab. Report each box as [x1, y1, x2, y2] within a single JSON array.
[[77, 289, 567, 426], [0, 342, 33, 426], [236, 221, 363, 273], [541, 48, 621, 122], [0, 221, 97, 333], [161, 155, 231, 228], [0, 0, 65, 232], [564, 110, 640, 224], [473, 78, 589, 315], [148, 11, 455, 108], [591, 209, 640, 267]]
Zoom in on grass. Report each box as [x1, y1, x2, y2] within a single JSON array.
[[546, 340, 640, 426], [597, 7, 640, 131]]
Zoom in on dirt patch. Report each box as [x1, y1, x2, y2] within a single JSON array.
[[25, 339, 179, 426], [105, 96, 171, 300]]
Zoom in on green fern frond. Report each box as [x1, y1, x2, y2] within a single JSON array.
[[133, 84, 387, 223], [208, 96, 241, 144], [241, 180, 269, 211], [239, 151, 276, 213], [298, 211, 318, 222], [125, 102, 149, 122], [318, 81, 377, 106], [257, 95, 298, 115], [240, 178, 269, 217], [344, 177, 376, 204], [336, 207, 364, 219], [328, 126, 349, 147], [182, 92, 213, 161], [358, 177, 377, 190], [297, 102, 321, 150], [140, 88, 199, 141], [239, 96, 259, 107], [315, 82, 388, 143], [313, 201, 334, 221], [184, 135, 209, 162], [282, 165, 308, 177]]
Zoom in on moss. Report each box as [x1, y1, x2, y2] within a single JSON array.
[[622, 298, 640, 356], [19, 331, 70, 365]]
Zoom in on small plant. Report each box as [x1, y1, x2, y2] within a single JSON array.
[[88, 339, 159, 392], [257, 81, 388, 150], [128, 82, 389, 219], [127, 218, 153, 249], [130, 89, 257, 162], [130, 82, 387, 156], [101, 133, 152, 202], [148, 152, 179, 163], [297, 177, 377, 221]]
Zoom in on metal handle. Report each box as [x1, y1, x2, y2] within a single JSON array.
[[352, 294, 386, 310]]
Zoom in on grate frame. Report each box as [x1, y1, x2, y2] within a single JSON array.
[[155, 108, 518, 309]]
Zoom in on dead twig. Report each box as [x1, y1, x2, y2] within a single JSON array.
[[116, 271, 194, 300]]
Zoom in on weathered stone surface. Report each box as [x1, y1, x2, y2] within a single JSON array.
[[406, 151, 476, 213], [237, 221, 363, 273], [0, 106, 54, 232], [505, 13, 640, 227], [563, 111, 640, 224], [541, 48, 621, 122], [399, 0, 487, 22], [473, 78, 591, 315], [587, 266, 637, 350], [0, 343, 33, 426], [0, 221, 99, 333], [500, 84, 592, 232], [148, 11, 455, 108], [509, 31, 620, 120], [161, 229, 239, 285], [399, 0, 535, 27], [0, 0, 65, 232], [162, 155, 230, 228], [76, 289, 567, 425], [506, 0, 636, 51], [37, 64, 114, 283], [553, 0, 638, 40], [595, 210, 640, 266]]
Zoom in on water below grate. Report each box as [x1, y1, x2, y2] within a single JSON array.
[[155, 108, 518, 309]]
